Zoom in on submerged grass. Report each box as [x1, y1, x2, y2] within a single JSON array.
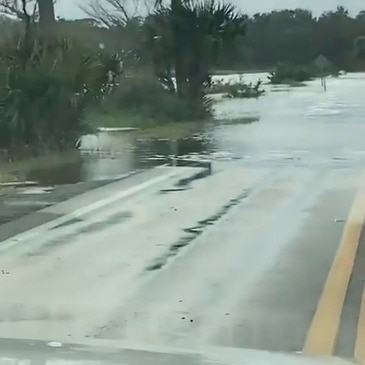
[[134, 120, 206, 139], [215, 116, 259, 125], [88, 111, 259, 140], [108, 116, 259, 139], [267, 80, 306, 87], [86, 108, 163, 130], [283, 80, 306, 87], [86, 107, 210, 131]]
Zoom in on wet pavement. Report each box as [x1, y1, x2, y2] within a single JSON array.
[[2, 73, 365, 363], [0, 338, 356, 365]]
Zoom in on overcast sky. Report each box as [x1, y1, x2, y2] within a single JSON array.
[[55, 0, 364, 19]]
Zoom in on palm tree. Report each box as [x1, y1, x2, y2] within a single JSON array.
[[149, 0, 246, 99], [153, 0, 189, 97]]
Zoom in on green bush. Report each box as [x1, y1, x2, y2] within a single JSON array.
[[205, 76, 265, 98], [268, 63, 316, 84], [105, 75, 211, 123], [0, 36, 113, 153]]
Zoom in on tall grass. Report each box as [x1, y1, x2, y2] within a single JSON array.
[[100, 75, 212, 125]]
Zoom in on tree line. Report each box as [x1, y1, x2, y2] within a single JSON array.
[[83, 3, 365, 71], [218, 6, 365, 70]]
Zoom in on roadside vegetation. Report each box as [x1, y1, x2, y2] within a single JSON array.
[[0, 0, 249, 163], [1, 0, 365, 185], [216, 6, 365, 72], [268, 64, 316, 85], [205, 76, 265, 98]]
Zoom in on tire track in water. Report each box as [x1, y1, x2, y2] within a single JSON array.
[[25, 211, 133, 256], [145, 190, 250, 272]]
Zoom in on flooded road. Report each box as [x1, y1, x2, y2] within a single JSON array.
[[2, 73, 365, 362], [27, 72, 365, 185]]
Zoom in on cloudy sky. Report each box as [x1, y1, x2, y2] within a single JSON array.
[[55, 0, 364, 19]]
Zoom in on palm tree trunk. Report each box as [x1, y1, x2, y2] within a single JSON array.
[[171, 0, 188, 97], [38, 0, 56, 33]]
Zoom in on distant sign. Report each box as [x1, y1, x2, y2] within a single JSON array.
[[354, 36, 365, 57], [313, 55, 332, 72]]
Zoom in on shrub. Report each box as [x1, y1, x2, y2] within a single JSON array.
[[105, 75, 211, 123], [268, 63, 316, 84], [205, 76, 265, 98], [0, 36, 112, 153]]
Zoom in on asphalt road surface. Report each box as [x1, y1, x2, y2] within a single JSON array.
[[1, 74, 365, 363]]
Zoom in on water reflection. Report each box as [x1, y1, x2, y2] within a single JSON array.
[[27, 161, 84, 185], [26, 127, 217, 185]]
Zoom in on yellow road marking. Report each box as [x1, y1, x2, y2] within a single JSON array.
[[303, 175, 365, 355], [355, 285, 365, 363]]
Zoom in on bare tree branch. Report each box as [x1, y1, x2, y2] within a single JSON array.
[[80, 0, 153, 27], [80, 0, 123, 27], [0, 0, 40, 23], [142, 0, 154, 13], [108, 0, 131, 21], [1, 0, 28, 19]]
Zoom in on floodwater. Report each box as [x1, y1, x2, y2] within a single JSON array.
[[26, 72, 365, 185], [4, 72, 365, 357]]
